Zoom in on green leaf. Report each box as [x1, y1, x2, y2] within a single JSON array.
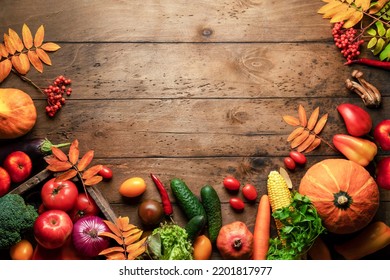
[[374, 37, 386, 55], [379, 43, 390, 61], [386, 29, 390, 38], [376, 21, 386, 36], [366, 28, 377, 36], [368, 37, 378, 49]]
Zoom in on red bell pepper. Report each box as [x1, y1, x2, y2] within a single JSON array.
[[337, 103, 372, 137], [333, 134, 377, 167]]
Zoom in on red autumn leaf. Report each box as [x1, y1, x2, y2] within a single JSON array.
[[77, 150, 94, 171], [68, 139, 80, 165], [51, 146, 69, 162]]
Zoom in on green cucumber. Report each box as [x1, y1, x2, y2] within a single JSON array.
[[200, 185, 222, 243], [185, 215, 206, 242], [170, 178, 207, 221]]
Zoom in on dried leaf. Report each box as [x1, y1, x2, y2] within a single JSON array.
[[287, 127, 305, 142], [44, 155, 62, 165], [354, 0, 370, 11], [343, 10, 364, 29], [77, 150, 94, 171], [124, 231, 143, 246], [105, 252, 126, 260], [303, 138, 321, 153], [4, 34, 16, 54], [317, 0, 344, 14], [41, 42, 61, 51], [290, 130, 310, 149], [8, 28, 24, 52], [68, 139, 79, 165], [82, 164, 103, 180], [123, 227, 141, 238], [297, 134, 316, 152], [99, 246, 125, 255], [330, 7, 356, 23], [27, 50, 43, 73], [51, 146, 69, 162], [117, 216, 131, 231], [22, 24, 33, 49], [84, 175, 103, 186], [298, 104, 307, 127], [11, 54, 30, 75], [370, 0, 389, 14], [0, 43, 9, 57], [36, 48, 51, 65], [0, 59, 12, 83], [99, 232, 124, 245], [34, 25, 44, 47], [46, 161, 72, 172], [126, 237, 147, 253], [55, 169, 78, 182], [307, 107, 320, 130], [282, 115, 300, 126], [102, 220, 123, 237], [127, 244, 146, 260], [313, 113, 328, 134]]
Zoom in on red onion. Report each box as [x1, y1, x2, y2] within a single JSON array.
[[72, 215, 111, 257]]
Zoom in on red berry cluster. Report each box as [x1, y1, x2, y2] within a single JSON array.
[[43, 75, 72, 117], [332, 22, 364, 63]]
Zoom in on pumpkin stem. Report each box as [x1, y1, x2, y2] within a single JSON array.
[[232, 238, 242, 251], [334, 191, 353, 210], [337, 195, 348, 205]]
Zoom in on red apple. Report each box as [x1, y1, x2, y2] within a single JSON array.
[[33, 210, 73, 249], [374, 120, 390, 151], [3, 151, 32, 183], [376, 157, 390, 190], [0, 167, 11, 197]]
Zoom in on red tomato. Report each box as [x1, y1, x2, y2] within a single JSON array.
[[69, 193, 100, 223], [33, 210, 73, 250], [3, 151, 32, 183], [283, 157, 296, 171], [223, 176, 241, 191], [41, 178, 79, 212], [289, 151, 307, 165], [242, 183, 258, 201], [98, 165, 113, 180], [229, 197, 245, 211]]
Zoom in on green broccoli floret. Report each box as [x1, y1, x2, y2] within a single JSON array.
[[0, 194, 38, 249]]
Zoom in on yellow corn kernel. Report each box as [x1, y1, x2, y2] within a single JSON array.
[[267, 170, 292, 235]]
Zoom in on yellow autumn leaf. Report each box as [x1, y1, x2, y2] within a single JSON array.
[[34, 25, 45, 47], [354, 0, 370, 11], [41, 42, 61, 52], [3, 34, 16, 54], [0, 59, 12, 83], [0, 43, 9, 57], [22, 24, 33, 49], [343, 10, 364, 28], [318, 1, 344, 15], [322, 2, 348, 19], [8, 28, 24, 52], [27, 50, 43, 73], [11, 54, 30, 75], [330, 7, 356, 23]]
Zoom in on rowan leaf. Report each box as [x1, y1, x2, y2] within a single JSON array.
[[8, 28, 24, 52], [27, 50, 43, 73], [36, 48, 51, 65], [77, 150, 94, 171], [287, 127, 305, 142], [51, 146, 69, 162], [84, 175, 103, 186], [127, 242, 147, 260], [54, 169, 78, 182], [82, 164, 103, 180], [330, 7, 356, 23], [298, 104, 307, 127], [0, 43, 9, 57], [291, 130, 310, 149], [343, 10, 364, 28], [370, 0, 389, 14], [99, 232, 124, 245], [11, 54, 30, 75], [22, 24, 33, 49], [126, 237, 147, 253], [313, 113, 328, 134], [307, 107, 320, 130], [282, 115, 300, 126], [354, 0, 370, 11], [116, 216, 131, 231], [0, 59, 12, 83], [68, 139, 79, 165], [46, 161, 72, 172], [105, 252, 126, 260], [34, 25, 44, 47], [102, 220, 123, 237], [99, 246, 125, 255], [3, 34, 16, 54], [41, 42, 61, 52], [297, 134, 316, 152], [303, 138, 321, 153]]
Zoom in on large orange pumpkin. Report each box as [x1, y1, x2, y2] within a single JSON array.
[[0, 88, 37, 139], [299, 159, 379, 234]]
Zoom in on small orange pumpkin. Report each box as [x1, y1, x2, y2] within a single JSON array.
[[0, 88, 37, 139], [299, 158, 379, 234]]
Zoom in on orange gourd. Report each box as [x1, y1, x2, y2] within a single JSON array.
[[298, 159, 379, 234], [0, 88, 37, 139]]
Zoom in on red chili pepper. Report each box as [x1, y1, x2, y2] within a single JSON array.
[[345, 58, 390, 71], [150, 173, 173, 217]]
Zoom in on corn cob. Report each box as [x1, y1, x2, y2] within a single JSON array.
[[267, 170, 292, 237]]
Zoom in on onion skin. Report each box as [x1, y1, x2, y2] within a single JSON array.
[[72, 216, 111, 258]]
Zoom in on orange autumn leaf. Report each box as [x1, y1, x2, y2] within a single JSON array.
[[46, 161, 72, 172], [307, 107, 320, 130], [102, 220, 123, 237], [8, 28, 24, 52], [298, 104, 307, 127], [22, 24, 33, 49], [0, 59, 12, 82], [36, 48, 52, 65], [27, 50, 43, 73], [34, 25, 44, 47], [282, 115, 300, 126], [68, 139, 80, 165], [99, 232, 124, 245], [3, 34, 16, 54], [84, 175, 103, 186], [41, 42, 61, 51], [105, 252, 126, 260], [55, 169, 78, 182], [51, 146, 69, 162], [82, 164, 103, 180], [11, 54, 30, 75], [98, 246, 125, 255], [77, 150, 94, 171], [0, 43, 9, 57]]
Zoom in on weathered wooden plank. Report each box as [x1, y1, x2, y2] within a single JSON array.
[[3, 43, 388, 100], [0, 0, 329, 42]]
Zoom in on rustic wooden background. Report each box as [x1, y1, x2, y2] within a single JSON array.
[[1, 0, 389, 259]]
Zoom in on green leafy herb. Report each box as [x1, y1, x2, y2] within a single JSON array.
[[266, 192, 326, 260]]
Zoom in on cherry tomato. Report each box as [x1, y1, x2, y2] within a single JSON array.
[[41, 178, 79, 212], [283, 157, 296, 171], [289, 151, 307, 165], [119, 177, 146, 197], [242, 183, 258, 201], [223, 176, 241, 191], [229, 197, 245, 211], [69, 193, 100, 223], [10, 239, 34, 260], [193, 235, 212, 260], [98, 165, 113, 180]]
